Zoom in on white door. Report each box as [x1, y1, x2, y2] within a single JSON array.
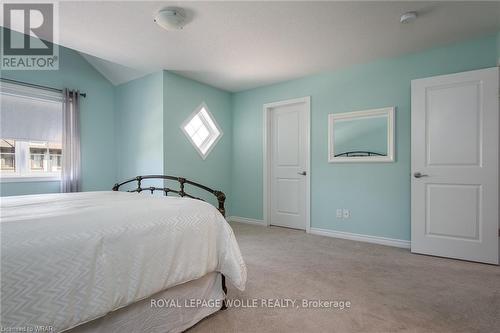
[[411, 67, 499, 264], [267, 98, 310, 230]]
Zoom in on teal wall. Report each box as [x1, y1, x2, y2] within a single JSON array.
[[230, 34, 498, 241], [111, 71, 232, 207], [0, 181, 60, 196], [115, 72, 164, 187], [163, 71, 232, 209], [497, 31, 500, 64], [0, 42, 115, 196]]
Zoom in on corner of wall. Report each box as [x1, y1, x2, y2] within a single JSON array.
[[228, 92, 237, 216], [496, 31, 500, 66], [161, 70, 234, 209], [113, 71, 165, 183], [162, 70, 169, 175]]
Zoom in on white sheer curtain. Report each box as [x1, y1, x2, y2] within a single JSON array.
[[61, 89, 81, 192]]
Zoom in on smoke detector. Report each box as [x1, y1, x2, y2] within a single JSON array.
[[400, 11, 417, 24], [154, 8, 186, 30]]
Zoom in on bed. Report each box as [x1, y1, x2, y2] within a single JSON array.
[[0, 175, 247, 333]]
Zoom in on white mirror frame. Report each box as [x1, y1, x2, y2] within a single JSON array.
[[328, 107, 395, 163]]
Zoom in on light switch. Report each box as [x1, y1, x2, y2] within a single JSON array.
[[336, 209, 342, 218]]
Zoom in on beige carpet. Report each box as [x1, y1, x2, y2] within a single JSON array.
[[190, 222, 500, 333]]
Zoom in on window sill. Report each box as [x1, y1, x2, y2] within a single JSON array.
[[0, 176, 61, 183]]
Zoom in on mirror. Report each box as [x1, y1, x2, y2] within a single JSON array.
[[328, 107, 395, 163]]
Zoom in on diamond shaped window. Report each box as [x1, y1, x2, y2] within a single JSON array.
[[181, 103, 222, 159]]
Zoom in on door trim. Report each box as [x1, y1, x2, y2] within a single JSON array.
[[263, 96, 311, 232]]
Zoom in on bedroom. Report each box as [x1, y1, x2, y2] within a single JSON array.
[[0, 1, 499, 332]]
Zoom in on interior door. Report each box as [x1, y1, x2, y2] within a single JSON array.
[[411, 67, 499, 264], [269, 100, 309, 230]]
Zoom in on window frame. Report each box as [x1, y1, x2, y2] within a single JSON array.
[[0, 82, 63, 183], [0, 139, 16, 173], [0, 141, 62, 182], [181, 102, 223, 160]]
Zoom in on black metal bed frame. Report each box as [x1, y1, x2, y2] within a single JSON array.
[[112, 175, 228, 310]]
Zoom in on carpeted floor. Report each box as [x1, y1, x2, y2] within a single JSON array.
[[190, 222, 500, 333]]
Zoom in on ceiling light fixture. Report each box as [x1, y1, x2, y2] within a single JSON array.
[[154, 8, 186, 30], [400, 11, 417, 24]]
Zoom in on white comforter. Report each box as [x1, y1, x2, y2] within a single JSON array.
[[0, 191, 247, 332]]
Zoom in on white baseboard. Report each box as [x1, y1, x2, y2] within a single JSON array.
[[227, 218, 410, 249], [310, 227, 411, 249], [228, 216, 266, 226]]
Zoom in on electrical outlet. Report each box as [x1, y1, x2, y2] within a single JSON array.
[[336, 209, 342, 218], [342, 209, 350, 219]]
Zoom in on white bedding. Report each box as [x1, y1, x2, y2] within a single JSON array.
[[69, 272, 224, 333], [0, 191, 247, 332]]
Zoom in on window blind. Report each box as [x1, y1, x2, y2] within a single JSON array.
[[0, 83, 62, 142]]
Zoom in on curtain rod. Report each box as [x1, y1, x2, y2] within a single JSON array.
[[0, 78, 87, 98]]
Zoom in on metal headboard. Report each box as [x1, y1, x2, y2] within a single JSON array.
[[112, 175, 226, 217]]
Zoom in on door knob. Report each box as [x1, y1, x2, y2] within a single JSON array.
[[413, 172, 428, 178], [298, 171, 307, 176]]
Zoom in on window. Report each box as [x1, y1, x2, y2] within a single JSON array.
[[29, 142, 62, 173], [0, 83, 63, 180], [0, 139, 16, 173], [181, 103, 223, 159]]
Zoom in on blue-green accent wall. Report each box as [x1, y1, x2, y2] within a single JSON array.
[[112, 71, 232, 207], [0, 44, 115, 196], [0, 181, 61, 196], [497, 31, 500, 64], [163, 71, 232, 209], [230, 34, 498, 241], [115, 72, 164, 184]]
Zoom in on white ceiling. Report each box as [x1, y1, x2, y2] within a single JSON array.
[[41, 1, 500, 91]]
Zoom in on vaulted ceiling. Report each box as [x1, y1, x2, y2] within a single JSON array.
[[14, 1, 500, 91]]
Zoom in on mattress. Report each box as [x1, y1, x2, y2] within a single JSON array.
[[0, 191, 246, 332]]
